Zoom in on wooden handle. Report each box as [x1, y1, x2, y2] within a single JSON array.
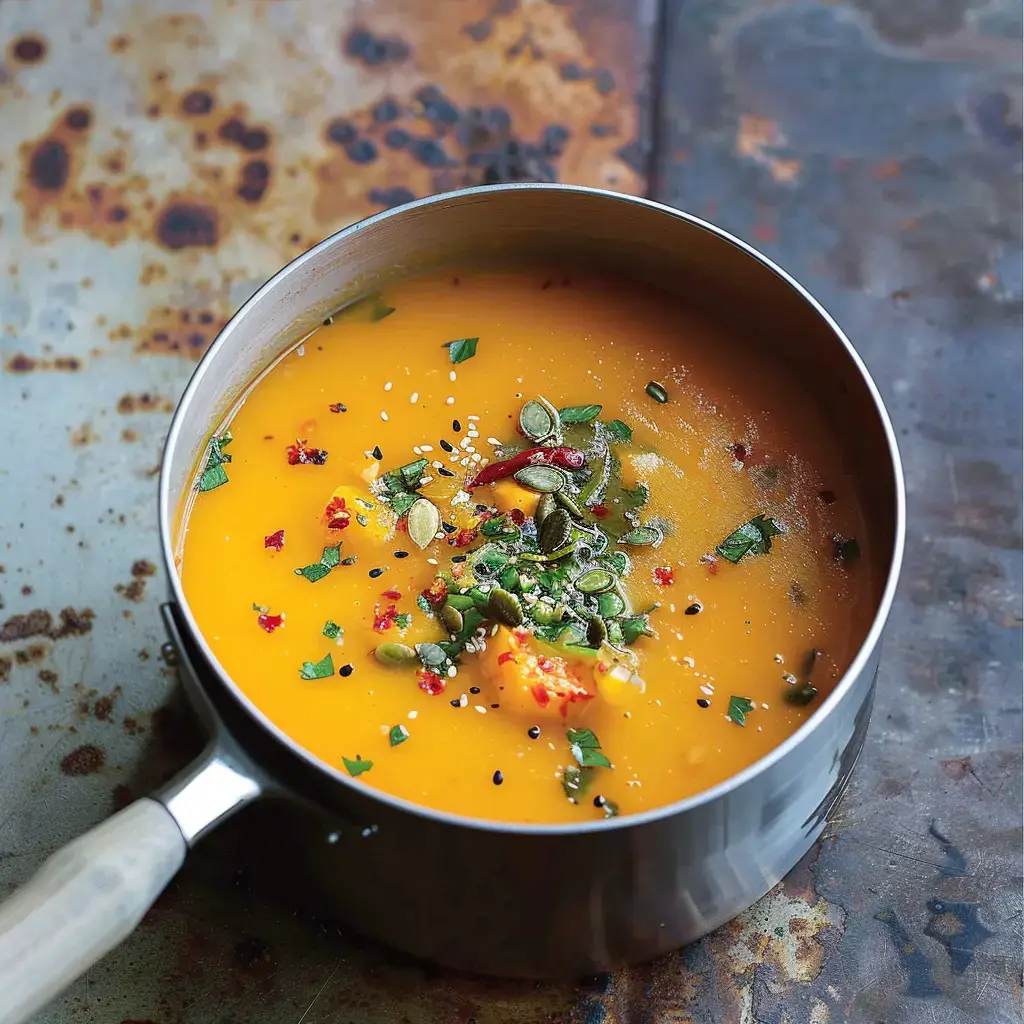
[[0, 799, 186, 1024]]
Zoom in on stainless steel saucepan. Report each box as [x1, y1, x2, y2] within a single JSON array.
[[0, 184, 905, 1023]]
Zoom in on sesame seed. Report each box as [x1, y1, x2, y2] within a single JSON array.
[[339, 664, 354, 677], [475, 705, 487, 714], [471, 453, 481, 463], [426, 557, 438, 565], [459, 693, 468, 707], [469, 686, 480, 694], [447, 665, 458, 677], [697, 698, 710, 708], [490, 703, 500, 709], [452, 419, 462, 431], [492, 770, 504, 785], [449, 370, 457, 382], [438, 467, 455, 477], [384, 381, 393, 391], [460, 457, 470, 467], [432, 460, 443, 469], [420, 475, 434, 485], [593, 795, 605, 808], [451, 554, 466, 562], [446, 396, 455, 405], [372, 445, 383, 460], [413, 446, 422, 455], [685, 603, 702, 615], [394, 550, 409, 558], [408, 710, 418, 719], [380, 411, 389, 421], [420, 444, 433, 452], [368, 567, 386, 578], [450, 698, 461, 707], [528, 725, 540, 739], [467, 415, 479, 421], [486, 437, 501, 446], [410, 392, 419, 403], [439, 439, 454, 452]]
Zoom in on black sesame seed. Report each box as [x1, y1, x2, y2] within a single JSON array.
[[452, 419, 462, 432], [469, 685, 480, 694], [474, 504, 489, 513], [371, 445, 383, 460], [438, 467, 456, 477], [442, 522, 458, 534], [527, 725, 540, 739], [341, 555, 358, 565], [394, 550, 409, 558], [439, 439, 454, 452], [697, 698, 710, 708], [685, 603, 702, 615], [492, 770, 504, 786], [593, 795, 606, 808], [368, 567, 386, 578], [450, 698, 461, 707], [490, 703, 499, 709], [451, 554, 467, 563], [339, 664, 354, 677]]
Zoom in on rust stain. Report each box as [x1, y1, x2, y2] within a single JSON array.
[[0, 655, 11, 684], [154, 195, 221, 251], [14, 643, 49, 666], [9, 35, 48, 64], [60, 744, 106, 776], [133, 304, 227, 357], [37, 668, 59, 693], [93, 687, 121, 721], [132, 560, 157, 578], [0, 607, 95, 643], [70, 422, 101, 447], [117, 392, 174, 414], [5, 353, 81, 373], [736, 115, 802, 184]]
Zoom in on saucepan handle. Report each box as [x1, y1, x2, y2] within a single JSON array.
[[0, 798, 186, 1024]]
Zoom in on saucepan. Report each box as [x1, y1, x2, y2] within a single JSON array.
[[0, 184, 905, 1023]]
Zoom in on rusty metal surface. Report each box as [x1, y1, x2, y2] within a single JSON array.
[[0, 0, 1020, 1022]]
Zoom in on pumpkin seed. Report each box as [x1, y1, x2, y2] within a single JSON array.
[[586, 615, 608, 647], [645, 381, 668, 403], [514, 465, 567, 493], [415, 642, 449, 668], [602, 551, 630, 574], [535, 492, 557, 527], [618, 525, 663, 547], [554, 490, 586, 520], [488, 588, 524, 627], [469, 587, 491, 611], [536, 395, 563, 440], [574, 568, 616, 594], [407, 498, 441, 550], [374, 642, 418, 667], [597, 591, 626, 617], [445, 594, 475, 611], [520, 400, 554, 441], [440, 604, 464, 633], [539, 508, 573, 554], [498, 565, 520, 591]]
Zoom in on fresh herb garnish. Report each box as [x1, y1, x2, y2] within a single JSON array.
[[342, 754, 374, 776], [561, 763, 594, 800], [603, 419, 632, 442], [389, 724, 410, 747], [559, 404, 602, 423], [727, 696, 755, 726], [395, 612, 412, 630], [568, 727, 612, 768], [443, 337, 479, 364], [299, 653, 334, 679], [618, 525, 663, 547], [198, 432, 232, 491], [380, 458, 429, 497], [322, 620, 342, 640], [321, 543, 342, 568], [295, 543, 343, 582], [716, 515, 784, 564]]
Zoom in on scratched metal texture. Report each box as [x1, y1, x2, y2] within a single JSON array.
[[0, 0, 1019, 1022]]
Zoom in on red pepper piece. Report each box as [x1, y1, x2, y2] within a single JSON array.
[[417, 668, 446, 695], [286, 439, 328, 465], [323, 496, 351, 531], [466, 446, 586, 489], [508, 508, 526, 526], [257, 612, 284, 633], [450, 527, 478, 548], [421, 578, 448, 607], [264, 529, 285, 551], [591, 504, 610, 518], [498, 651, 515, 666], [373, 603, 399, 632], [381, 589, 402, 600], [653, 566, 675, 586]]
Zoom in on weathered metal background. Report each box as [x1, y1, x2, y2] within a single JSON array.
[[0, 0, 1020, 1021]]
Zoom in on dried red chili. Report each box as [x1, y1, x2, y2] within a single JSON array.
[[257, 612, 284, 633], [264, 529, 285, 550], [466, 446, 585, 489], [323, 496, 351, 531], [450, 527, 478, 548], [381, 589, 402, 600], [421, 578, 448, 607], [416, 668, 446, 695], [373, 603, 399, 632], [286, 439, 328, 465], [497, 651, 515, 666], [591, 504, 610, 518], [653, 566, 675, 586], [508, 508, 526, 526]]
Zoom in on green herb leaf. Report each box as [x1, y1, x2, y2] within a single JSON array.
[[342, 754, 374, 776], [443, 337, 479, 364], [621, 616, 653, 645], [559, 404, 602, 424], [299, 653, 335, 679], [198, 432, 233, 491], [390, 492, 420, 517], [561, 763, 595, 801], [320, 543, 342, 568], [727, 695, 755, 726], [199, 463, 229, 491], [295, 562, 332, 583], [395, 612, 412, 630], [716, 515, 785, 564], [603, 419, 633, 442], [622, 482, 650, 508], [567, 727, 612, 769], [382, 459, 429, 495], [322, 620, 342, 640], [618, 525, 663, 547], [389, 724, 410, 747]]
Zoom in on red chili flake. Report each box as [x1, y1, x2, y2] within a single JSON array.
[[373, 603, 399, 632], [532, 684, 551, 708], [417, 668, 446, 695], [323, 496, 351, 531], [451, 562, 466, 578], [257, 612, 284, 633], [286, 439, 328, 465], [706, 559, 719, 576], [421, 578, 448, 607], [381, 589, 402, 600], [597, 661, 609, 673], [729, 443, 747, 464], [328, 402, 347, 413], [537, 656, 556, 673], [498, 651, 515, 666], [508, 508, 526, 526], [264, 529, 285, 551], [653, 566, 675, 586], [591, 504, 610, 518], [451, 527, 478, 548], [395, 516, 409, 533]]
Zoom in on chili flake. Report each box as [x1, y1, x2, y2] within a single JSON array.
[[264, 529, 285, 551], [421, 578, 448, 607], [329, 402, 347, 413], [381, 589, 402, 600], [653, 566, 675, 586], [257, 612, 284, 633], [591, 504, 610, 518], [416, 668, 446, 695], [497, 651, 515, 666], [323, 496, 351, 531], [508, 508, 526, 526], [373, 603, 399, 632], [286, 439, 328, 465], [450, 527, 478, 548]]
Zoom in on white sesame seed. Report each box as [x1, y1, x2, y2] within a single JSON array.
[[446, 396, 455, 405], [408, 710, 418, 719], [432, 460, 443, 469], [460, 438, 472, 449], [460, 457, 470, 467], [449, 370, 457, 382], [468, 429, 479, 438], [471, 453, 482, 463], [413, 446, 422, 455], [410, 392, 419, 403], [486, 437, 502, 446], [420, 475, 434, 485], [380, 411, 389, 421], [426, 557, 438, 565], [420, 444, 433, 452], [447, 666, 458, 678], [468, 415, 479, 421], [761, 702, 769, 710], [459, 693, 468, 707], [475, 705, 487, 714], [384, 381, 393, 391], [296, 345, 305, 357]]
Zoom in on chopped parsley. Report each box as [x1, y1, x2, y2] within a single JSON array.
[[295, 544, 343, 582], [567, 727, 612, 769], [342, 754, 374, 776], [299, 653, 334, 679], [322, 620, 343, 640], [559, 404, 601, 423], [716, 515, 784, 564], [443, 337, 479, 363], [727, 696, 755, 726], [388, 724, 410, 747], [198, 432, 232, 491]]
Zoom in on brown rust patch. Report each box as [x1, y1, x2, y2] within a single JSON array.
[[134, 304, 227, 358], [132, 560, 157, 578], [10, 35, 48, 64], [61, 744, 106, 776], [154, 196, 220, 250], [70, 422, 101, 447], [38, 668, 59, 693], [15, 643, 49, 665], [0, 655, 11, 683], [117, 392, 173, 414], [116, 565, 153, 602], [93, 688, 121, 722], [0, 606, 95, 643], [5, 353, 82, 373]]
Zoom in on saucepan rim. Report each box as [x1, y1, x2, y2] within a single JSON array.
[[158, 182, 906, 837]]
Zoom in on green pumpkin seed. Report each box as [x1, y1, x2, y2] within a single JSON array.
[[488, 588, 524, 627], [445, 594, 475, 611], [513, 465, 567, 493], [407, 498, 441, 550], [519, 400, 554, 441], [618, 525, 663, 547], [586, 615, 608, 647], [440, 604, 464, 633], [535, 492, 556, 527], [469, 587, 491, 611], [554, 490, 586, 521], [574, 568, 616, 594], [539, 508, 573, 554], [415, 642, 449, 668], [601, 551, 630, 574], [498, 565, 520, 591], [374, 642, 418, 667], [645, 381, 669, 403], [597, 591, 626, 617]]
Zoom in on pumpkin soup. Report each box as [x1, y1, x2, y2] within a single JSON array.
[[178, 270, 877, 824]]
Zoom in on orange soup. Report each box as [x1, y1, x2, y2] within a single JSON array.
[[178, 269, 877, 824]]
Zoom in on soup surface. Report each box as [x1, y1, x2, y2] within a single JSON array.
[[179, 269, 878, 824]]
